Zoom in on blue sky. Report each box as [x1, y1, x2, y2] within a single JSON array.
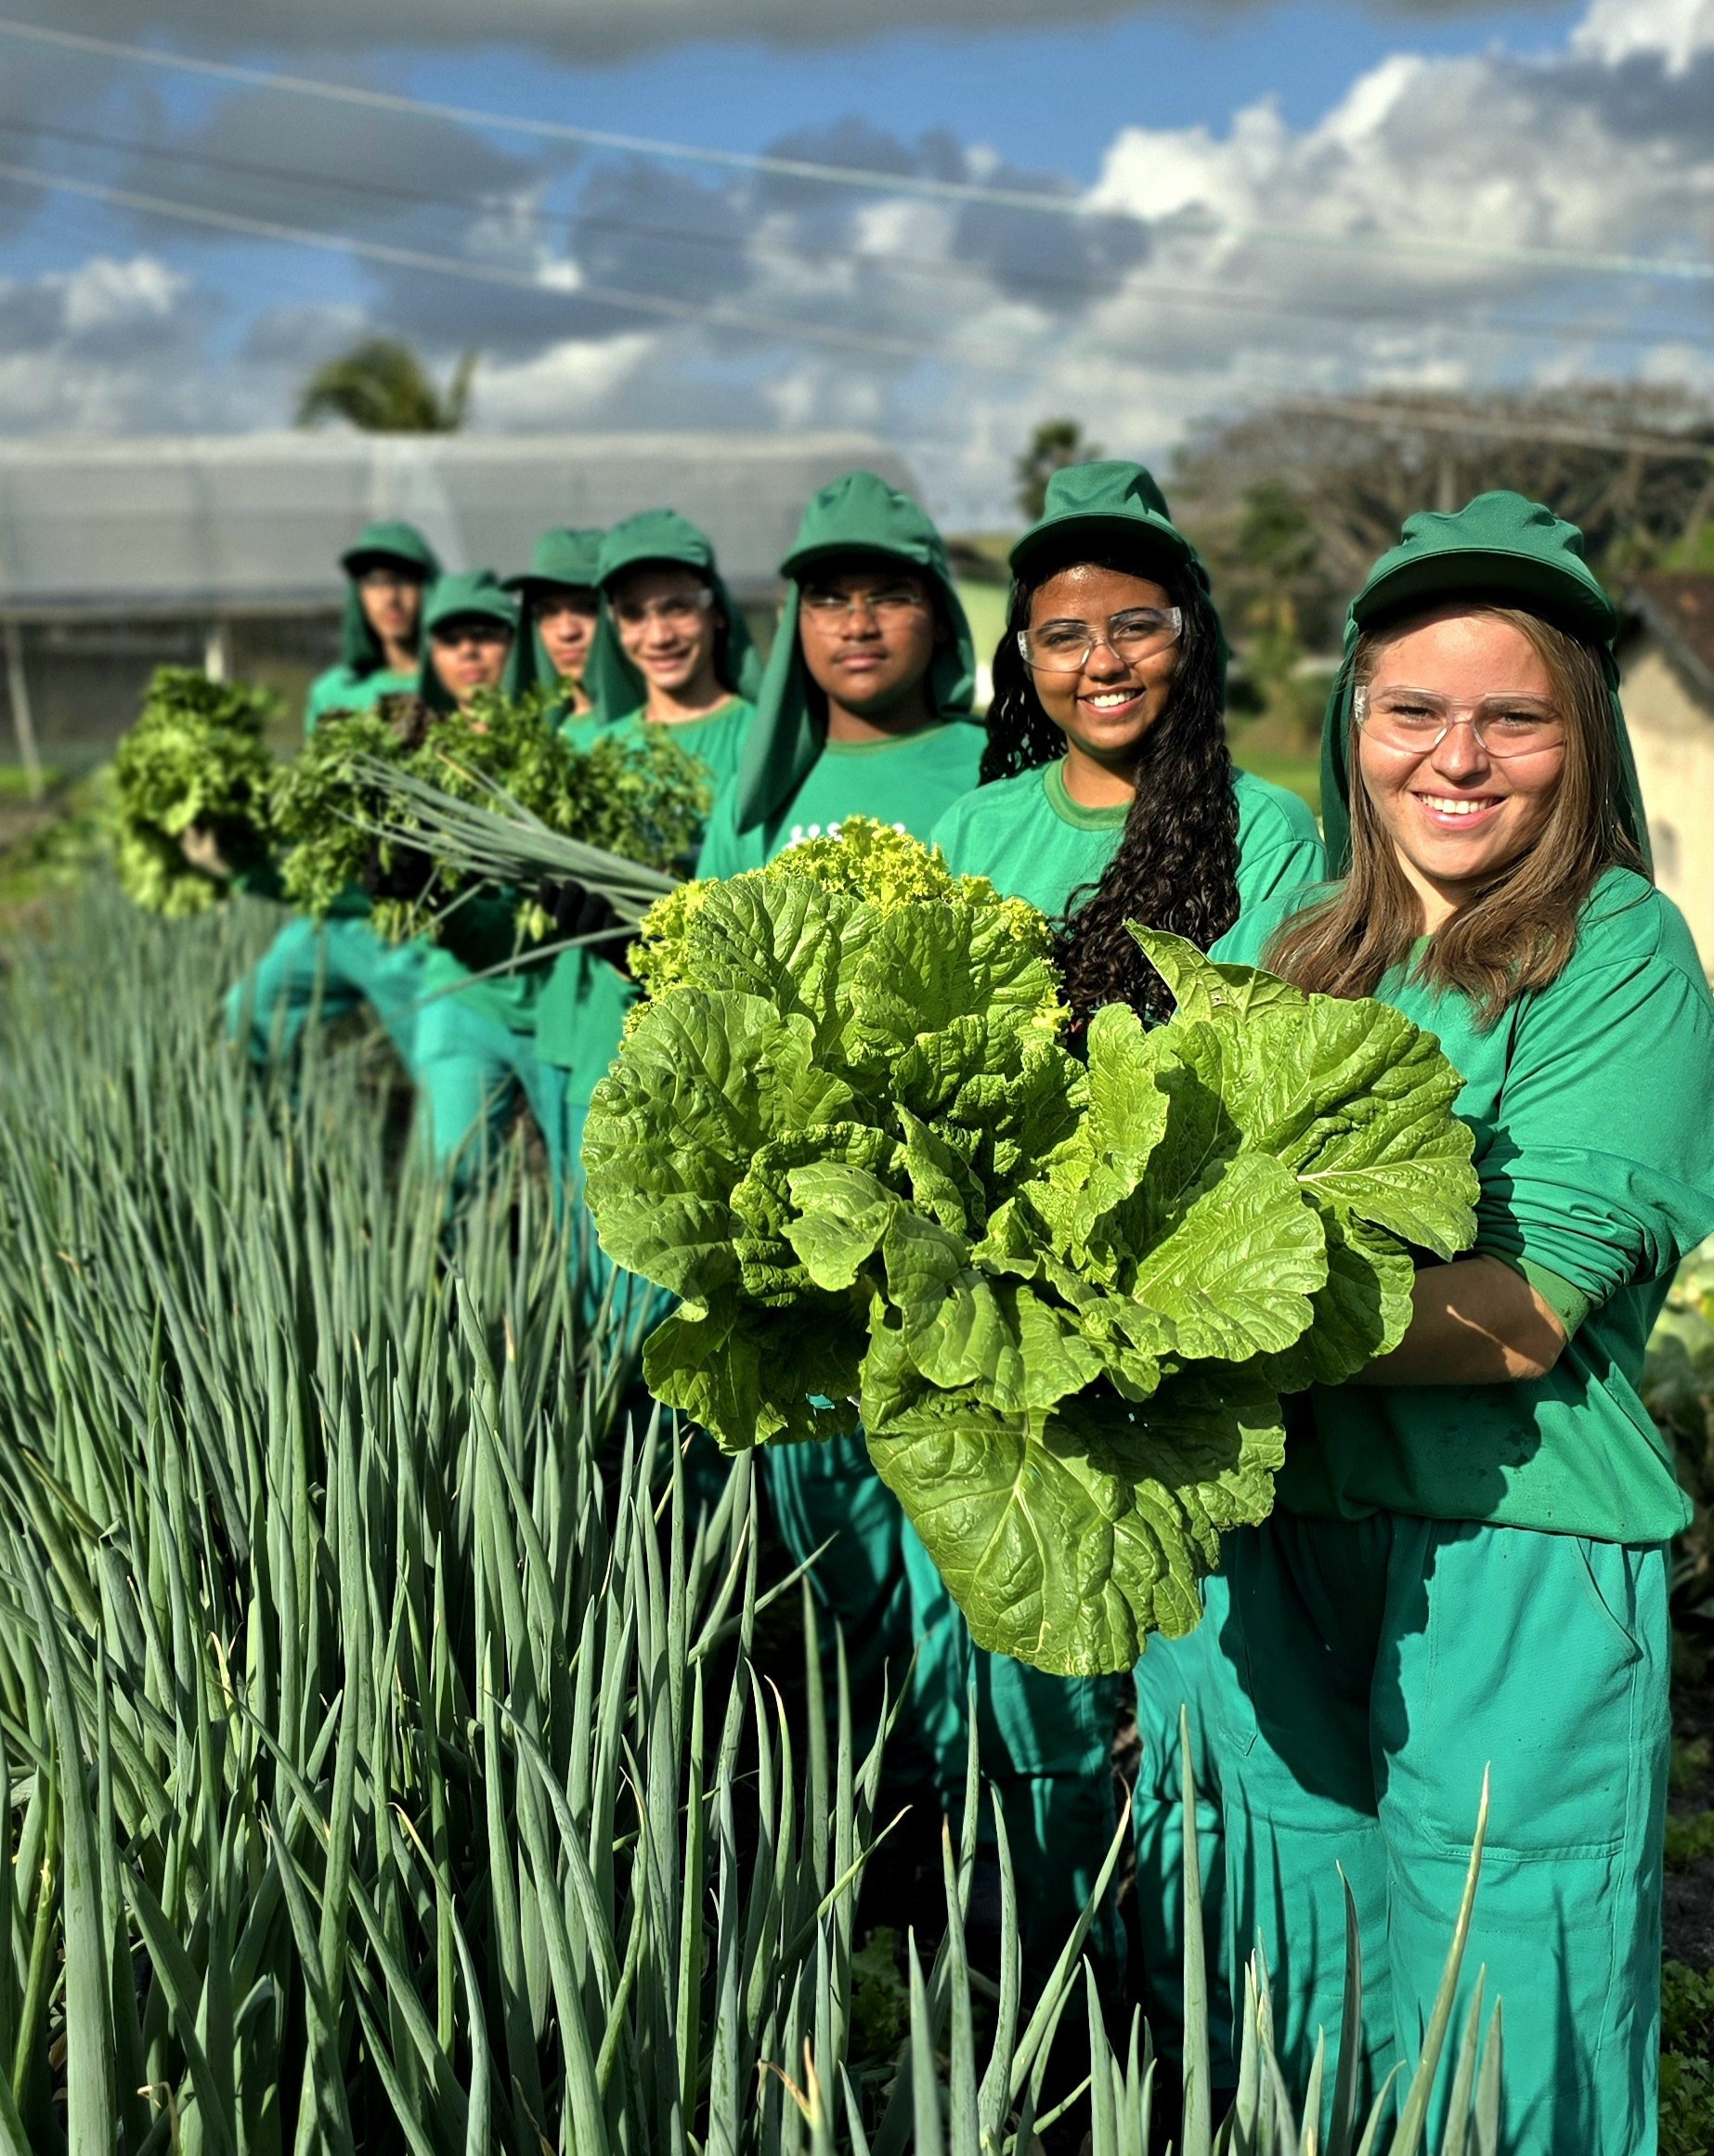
[[0, 0, 1706, 520], [393, 2, 1590, 175]]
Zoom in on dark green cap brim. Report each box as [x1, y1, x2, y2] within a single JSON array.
[[1353, 548, 1618, 644], [1009, 511, 1203, 589]]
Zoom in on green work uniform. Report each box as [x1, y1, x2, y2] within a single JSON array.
[[913, 458, 1328, 1976], [387, 572, 550, 1187], [227, 521, 441, 1075], [1135, 491, 1714, 2151], [696, 469, 986, 1754]]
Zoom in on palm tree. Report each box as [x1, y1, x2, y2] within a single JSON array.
[[296, 338, 476, 433]]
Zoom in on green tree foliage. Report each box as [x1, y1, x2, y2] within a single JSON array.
[[296, 335, 476, 432], [1015, 417, 1103, 521]]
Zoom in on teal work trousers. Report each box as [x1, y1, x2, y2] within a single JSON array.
[[225, 915, 426, 1070], [1151, 1512, 1669, 2155], [409, 992, 527, 1188], [762, 1435, 915, 1752]]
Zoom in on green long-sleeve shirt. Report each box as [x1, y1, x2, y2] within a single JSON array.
[[696, 721, 986, 880], [928, 760, 1326, 918], [536, 698, 756, 1072], [304, 662, 416, 734], [1215, 870, 1714, 1542]]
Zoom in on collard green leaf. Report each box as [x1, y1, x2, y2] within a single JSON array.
[[1126, 1150, 1327, 1365], [581, 990, 799, 1306], [1255, 1214, 1417, 1392], [1129, 926, 1311, 1021], [785, 1163, 900, 1291], [643, 1295, 864, 1450], [863, 1321, 1285, 1678], [1173, 995, 1478, 1258], [843, 901, 1062, 1062]]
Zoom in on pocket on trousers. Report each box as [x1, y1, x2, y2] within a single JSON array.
[[1573, 1537, 1643, 1664]]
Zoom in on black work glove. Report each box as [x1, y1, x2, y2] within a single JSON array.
[[539, 877, 632, 976], [361, 842, 439, 905]]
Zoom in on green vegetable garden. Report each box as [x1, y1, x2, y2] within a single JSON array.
[[0, 872, 1503, 2156]]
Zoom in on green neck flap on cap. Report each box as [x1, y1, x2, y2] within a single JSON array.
[[1008, 460, 1212, 597], [502, 527, 604, 699], [581, 508, 763, 720], [417, 571, 520, 714], [734, 471, 979, 834], [1318, 489, 1649, 875], [335, 519, 441, 676]]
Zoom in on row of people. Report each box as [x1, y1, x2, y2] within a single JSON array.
[[224, 461, 1712, 2153]]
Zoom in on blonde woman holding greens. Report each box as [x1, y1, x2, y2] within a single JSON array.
[[1134, 493, 1714, 2151]]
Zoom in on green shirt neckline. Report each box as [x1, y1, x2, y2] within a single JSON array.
[[822, 723, 955, 760], [1044, 758, 1128, 832]]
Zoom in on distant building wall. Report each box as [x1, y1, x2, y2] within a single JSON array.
[[1621, 640, 1714, 964]]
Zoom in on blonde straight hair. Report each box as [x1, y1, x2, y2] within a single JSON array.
[[1263, 604, 1647, 1026]]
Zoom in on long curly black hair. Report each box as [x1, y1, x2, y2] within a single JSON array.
[[981, 545, 1240, 1028]]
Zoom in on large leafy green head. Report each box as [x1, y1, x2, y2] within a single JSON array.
[[585, 825, 1481, 1675], [112, 668, 279, 916]]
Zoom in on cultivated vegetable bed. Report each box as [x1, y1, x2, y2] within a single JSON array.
[[586, 821, 1481, 1676]]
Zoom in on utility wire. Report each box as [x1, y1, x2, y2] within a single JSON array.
[[5, 13, 1713, 285], [0, 156, 1045, 370], [0, 112, 1697, 357]]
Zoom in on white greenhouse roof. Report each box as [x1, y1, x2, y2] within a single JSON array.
[[0, 431, 920, 613]]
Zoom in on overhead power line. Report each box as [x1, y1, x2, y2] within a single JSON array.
[[0, 156, 1038, 370], [1274, 394, 1714, 462], [3, 110, 1695, 355], [4, 14, 1714, 286]]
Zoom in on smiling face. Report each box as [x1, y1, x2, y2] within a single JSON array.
[[429, 617, 512, 707], [609, 564, 722, 700], [1024, 564, 1181, 795], [796, 556, 942, 732], [532, 583, 601, 681], [1356, 608, 1566, 929]]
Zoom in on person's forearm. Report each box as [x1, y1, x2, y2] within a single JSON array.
[[1362, 1253, 1566, 1386]]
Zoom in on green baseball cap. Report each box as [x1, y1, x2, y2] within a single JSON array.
[[1009, 460, 1211, 595]]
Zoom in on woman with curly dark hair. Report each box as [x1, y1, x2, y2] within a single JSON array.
[[917, 460, 1325, 1975]]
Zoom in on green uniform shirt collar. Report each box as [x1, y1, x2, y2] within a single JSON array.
[[734, 470, 978, 835], [1043, 757, 1128, 832], [1318, 490, 1649, 875], [335, 518, 440, 677], [581, 509, 763, 722]]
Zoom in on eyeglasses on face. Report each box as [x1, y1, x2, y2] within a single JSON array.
[[1353, 684, 1565, 760], [432, 622, 510, 648], [1018, 605, 1183, 673]]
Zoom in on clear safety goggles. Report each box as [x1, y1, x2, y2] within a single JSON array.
[[1018, 604, 1182, 674], [800, 582, 931, 622], [1353, 684, 1565, 760]]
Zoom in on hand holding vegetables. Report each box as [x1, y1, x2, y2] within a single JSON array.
[[113, 668, 279, 916], [583, 820, 1480, 1676]]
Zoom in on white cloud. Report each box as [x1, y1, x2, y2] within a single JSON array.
[[1573, 0, 1714, 71], [11, 0, 1714, 523]]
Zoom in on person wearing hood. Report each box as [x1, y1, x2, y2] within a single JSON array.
[[1135, 493, 1714, 2150], [305, 520, 440, 731], [696, 469, 984, 877], [529, 512, 761, 1214], [227, 522, 444, 1081], [692, 470, 987, 1751], [916, 461, 1328, 1978], [502, 527, 604, 718], [389, 572, 546, 1185]]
